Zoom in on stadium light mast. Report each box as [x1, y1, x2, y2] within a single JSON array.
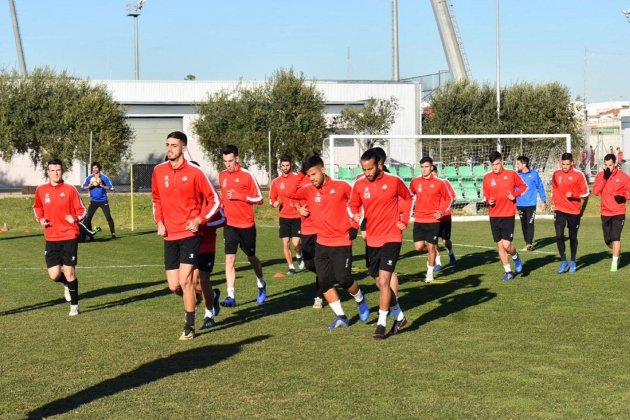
[[127, 0, 147, 80], [8, 0, 27, 77], [392, 0, 400, 81], [624, 9, 630, 22]]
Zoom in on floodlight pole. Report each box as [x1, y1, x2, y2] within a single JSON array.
[[392, 0, 400, 81], [127, 1, 146, 80], [624, 9, 630, 23], [496, 0, 501, 122], [8, 0, 27, 77]]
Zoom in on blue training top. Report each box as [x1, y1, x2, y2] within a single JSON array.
[[81, 173, 114, 203], [516, 168, 546, 207]]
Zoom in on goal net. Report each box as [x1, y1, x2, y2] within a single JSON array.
[[325, 134, 571, 216]]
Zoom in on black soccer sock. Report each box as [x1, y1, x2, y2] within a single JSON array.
[[57, 273, 68, 285], [569, 238, 578, 262], [67, 279, 78, 305], [185, 311, 196, 330]]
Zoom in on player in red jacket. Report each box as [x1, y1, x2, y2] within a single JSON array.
[[269, 155, 304, 275], [482, 151, 527, 281], [288, 155, 369, 330], [551, 152, 590, 274], [33, 159, 87, 316], [218, 145, 266, 308], [152, 131, 220, 340], [592, 153, 630, 272], [431, 166, 457, 271], [349, 148, 413, 339], [410, 157, 454, 283]]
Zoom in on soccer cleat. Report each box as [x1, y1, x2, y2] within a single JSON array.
[[611, 261, 618, 272], [63, 285, 71, 302], [425, 273, 435, 283], [449, 253, 457, 266], [94, 226, 102, 233], [357, 298, 370, 322], [220, 296, 237, 307], [433, 264, 443, 273], [373, 324, 387, 340], [388, 317, 408, 337], [287, 268, 296, 276], [297, 258, 305, 271], [212, 288, 221, 317], [179, 327, 195, 341], [568, 261, 577, 273], [501, 271, 515, 282], [68, 304, 79, 316], [200, 317, 216, 330], [526, 244, 533, 251], [312, 297, 323, 309], [558, 261, 568, 274], [514, 257, 523, 274], [257, 284, 267, 305], [327, 315, 349, 329], [111, 233, 117, 240]]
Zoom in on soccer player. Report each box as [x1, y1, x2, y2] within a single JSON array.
[[349, 149, 413, 339], [515, 155, 547, 251], [551, 152, 590, 274], [482, 151, 527, 281], [81, 161, 116, 239], [592, 153, 630, 272], [33, 159, 87, 316], [431, 166, 457, 271], [409, 157, 453, 283], [288, 155, 369, 330], [219, 145, 267, 307], [269, 155, 304, 275], [152, 131, 220, 340], [195, 208, 226, 329]]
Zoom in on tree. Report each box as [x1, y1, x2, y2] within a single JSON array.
[[339, 96, 399, 150], [194, 68, 327, 176], [184, 74, 196, 80], [0, 67, 133, 173]]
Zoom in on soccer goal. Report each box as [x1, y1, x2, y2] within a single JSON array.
[[326, 133, 571, 215]]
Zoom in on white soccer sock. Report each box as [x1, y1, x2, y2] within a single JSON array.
[[350, 289, 364, 303], [205, 308, 214, 318], [329, 300, 345, 316], [227, 287, 235, 298], [289, 264, 295, 270], [295, 253, 302, 259], [378, 309, 388, 327], [435, 255, 442, 266], [503, 264, 511, 273], [256, 277, 266, 288], [613, 256, 619, 265], [427, 265, 434, 275]]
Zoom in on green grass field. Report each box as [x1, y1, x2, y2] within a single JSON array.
[[1, 194, 629, 418]]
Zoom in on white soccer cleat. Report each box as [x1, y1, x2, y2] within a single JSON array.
[[425, 273, 435, 284], [69, 304, 79, 316], [312, 297, 323, 309]]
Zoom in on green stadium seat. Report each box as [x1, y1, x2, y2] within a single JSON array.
[[398, 166, 413, 181], [464, 187, 480, 201], [388, 166, 398, 176], [414, 165, 423, 177], [452, 186, 464, 201], [460, 179, 476, 190], [338, 166, 355, 181], [443, 166, 458, 178], [504, 164, 514, 170], [473, 165, 487, 178], [458, 166, 472, 177]]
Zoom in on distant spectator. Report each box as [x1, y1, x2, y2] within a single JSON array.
[[617, 147, 624, 164], [589, 146, 595, 166], [81, 162, 116, 240], [610, 146, 615, 156]]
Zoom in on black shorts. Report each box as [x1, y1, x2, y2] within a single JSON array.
[[601, 215, 625, 244], [279, 217, 301, 238], [300, 234, 317, 261], [554, 211, 581, 235], [438, 217, 452, 240], [198, 252, 216, 273], [413, 222, 440, 244], [489, 217, 515, 243], [45, 239, 79, 268], [366, 242, 402, 278], [314, 243, 353, 292], [164, 236, 201, 270], [224, 225, 257, 256]]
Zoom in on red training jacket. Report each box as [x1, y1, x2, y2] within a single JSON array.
[[269, 171, 304, 219], [33, 181, 87, 241], [482, 169, 527, 217], [152, 159, 220, 241], [410, 174, 454, 223], [551, 167, 589, 215], [219, 164, 263, 229], [592, 168, 630, 216], [199, 208, 226, 254]]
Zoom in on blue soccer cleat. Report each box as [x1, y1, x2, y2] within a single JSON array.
[[501, 271, 515, 282], [200, 317, 216, 330], [514, 257, 523, 274], [327, 315, 349, 329], [558, 261, 568, 274], [433, 264, 443, 273], [449, 253, 457, 266], [357, 298, 370, 322], [220, 296, 237, 307], [568, 261, 577, 273], [257, 284, 267, 305]]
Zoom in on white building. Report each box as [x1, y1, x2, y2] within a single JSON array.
[[0, 79, 422, 190]]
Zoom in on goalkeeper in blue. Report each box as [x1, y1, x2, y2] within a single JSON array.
[[515, 156, 547, 251]]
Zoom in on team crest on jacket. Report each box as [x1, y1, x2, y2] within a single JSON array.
[[60, 192, 65, 198], [503, 176, 508, 180], [569, 176, 573, 181], [430, 183, 434, 188], [235, 178, 240, 183], [382, 184, 388, 191], [44, 193, 50, 203], [315, 192, 321, 203], [491, 179, 496, 187], [363, 187, 370, 199], [222, 179, 227, 188], [164, 176, 170, 187], [182, 176, 188, 183], [280, 182, 285, 190], [330, 189, 336, 195]]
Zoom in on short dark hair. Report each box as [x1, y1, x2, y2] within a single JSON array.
[[604, 153, 617, 164], [561, 152, 573, 161], [489, 151, 502, 163], [516, 155, 529, 168], [167, 131, 187, 146], [222, 144, 239, 157], [47, 158, 63, 168], [372, 147, 387, 163], [360, 148, 381, 165], [91, 161, 101, 170], [419, 156, 433, 165], [302, 155, 324, 172], [279, 155, 292, 164]]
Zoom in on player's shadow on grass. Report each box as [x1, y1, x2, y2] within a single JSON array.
[[0, 280, 164, 316], [81, 287, 172, 312], [577, 251, 611, 269], [534, 236, 558, 250], [27, 335, 270, 419], [0, 232, 43, 241], [519, 254, 557, 277], [426, 250, 498, 278], [405, 287, 496, 332]]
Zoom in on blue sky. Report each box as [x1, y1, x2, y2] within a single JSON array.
[[1, 0, 629, 102]]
